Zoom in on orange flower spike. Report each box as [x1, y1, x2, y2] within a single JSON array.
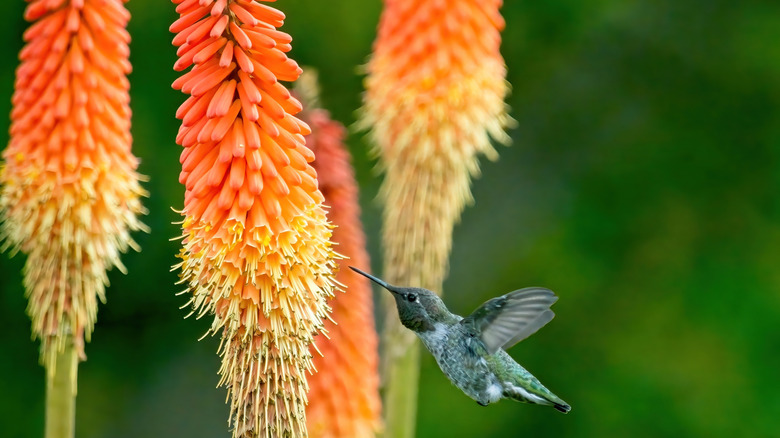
[[170, 2, 338, 438], [362, 0, 511, 289], [0, 0, 147, 373], [295, 73, 383, 438], [361, 1, 511, 435]]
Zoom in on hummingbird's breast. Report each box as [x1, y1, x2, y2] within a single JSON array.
[[417, 322, 503, 405]]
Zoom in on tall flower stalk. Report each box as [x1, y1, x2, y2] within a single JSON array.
[[0, 0, 146, 436], [360, 1, 511, 436], [170, 2, 339, 437], [296, 72, 383, 438]]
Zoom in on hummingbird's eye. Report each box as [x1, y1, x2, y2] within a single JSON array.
[[408, 294, 417, 303]]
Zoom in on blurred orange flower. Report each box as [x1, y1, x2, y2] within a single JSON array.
[[0, 0, 147, 372], [170, 2, 338, 437], [361, 0, 511, 289], [360, 1, 511, 435], [296, 74, 382, 438]]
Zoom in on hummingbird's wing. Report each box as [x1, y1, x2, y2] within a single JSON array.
[[461, 287, 558, 355]]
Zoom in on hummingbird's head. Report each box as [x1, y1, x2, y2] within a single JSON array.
[[349, 266, 446, 333]]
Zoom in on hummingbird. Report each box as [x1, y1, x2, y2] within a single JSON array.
[[350, 266, 570, 413]]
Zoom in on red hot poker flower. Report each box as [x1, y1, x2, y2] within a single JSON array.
[[170, 2, 339, 437]]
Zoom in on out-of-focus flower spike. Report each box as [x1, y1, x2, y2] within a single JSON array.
[[360, 1, 511, 436], [295, 70, 383, 438]]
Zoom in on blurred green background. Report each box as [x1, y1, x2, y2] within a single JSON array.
[[2, 0, 780, 437]]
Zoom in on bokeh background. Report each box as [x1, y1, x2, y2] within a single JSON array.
[[2, 0, 779, 437]]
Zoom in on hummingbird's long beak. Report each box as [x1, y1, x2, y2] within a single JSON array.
[[349, 266, 400, 294]]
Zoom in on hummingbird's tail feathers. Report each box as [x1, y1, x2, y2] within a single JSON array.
[[502, 381, 571, 414]]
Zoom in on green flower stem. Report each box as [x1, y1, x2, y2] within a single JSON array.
[[45, 336, 78, 438], [381, 298, 421, 438]]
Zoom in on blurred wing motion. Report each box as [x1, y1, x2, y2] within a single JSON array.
[[462, 287, 558, 355]]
